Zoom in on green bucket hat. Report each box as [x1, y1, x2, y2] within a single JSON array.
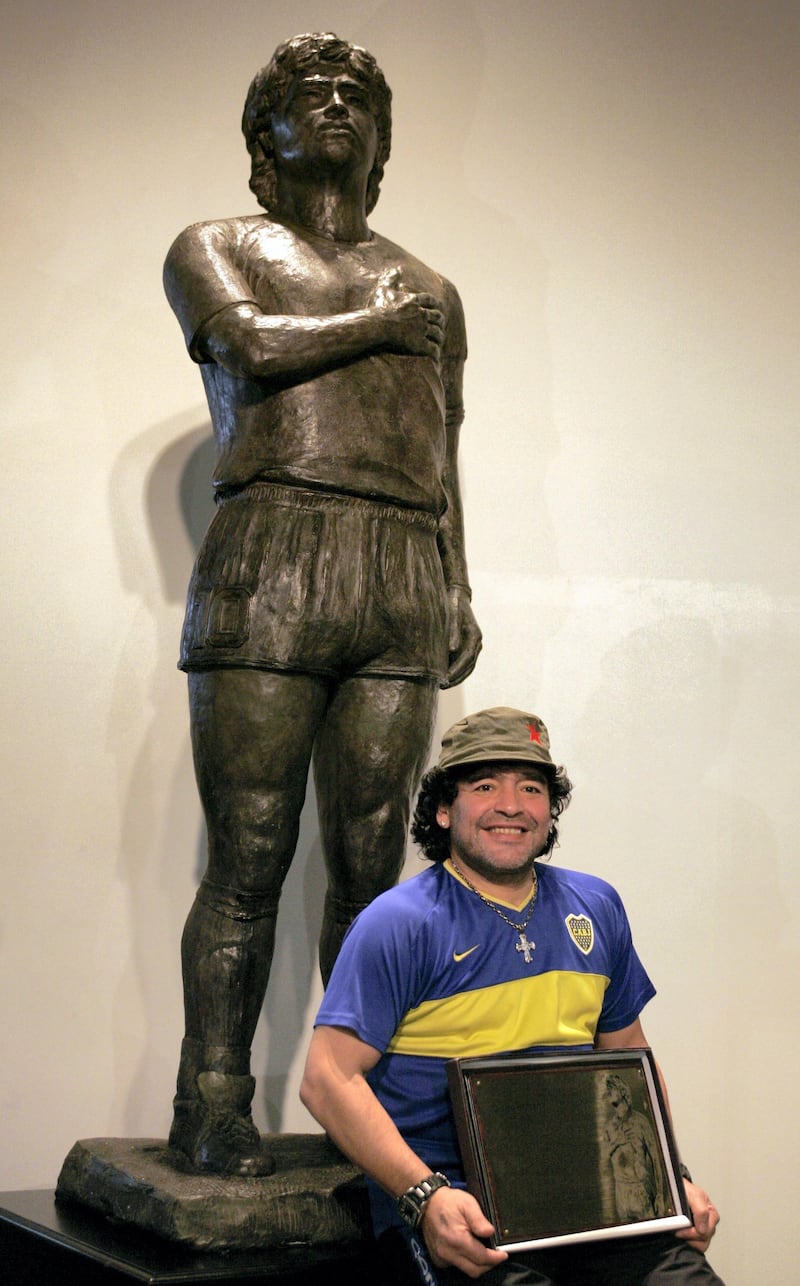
[[438, 707, 554, 772]]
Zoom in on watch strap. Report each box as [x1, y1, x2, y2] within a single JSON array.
[[397, 1172, 451, 1228]]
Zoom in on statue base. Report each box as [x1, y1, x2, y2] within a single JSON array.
[[55, 1133, 371, 1251]]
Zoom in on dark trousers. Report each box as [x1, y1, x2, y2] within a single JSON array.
[[378, 1229, 725, 1286]]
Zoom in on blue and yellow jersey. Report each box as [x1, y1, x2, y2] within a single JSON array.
[[315, 859, 655, 1235]]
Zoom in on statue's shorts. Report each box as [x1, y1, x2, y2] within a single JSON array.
[[179, 482, 449, 685]]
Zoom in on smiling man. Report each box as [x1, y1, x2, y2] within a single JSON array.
[[163, 32, 480, 1177], [301, 707, 724, 1284]]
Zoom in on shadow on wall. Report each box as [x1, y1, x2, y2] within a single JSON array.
[[106, 410, 216, 1135]]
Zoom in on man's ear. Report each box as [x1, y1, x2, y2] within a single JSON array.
[[436, 804, 451, 829]]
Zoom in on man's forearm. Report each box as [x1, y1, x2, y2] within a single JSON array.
[[202, 304, 390, 381], [198, 277, 443, 381]]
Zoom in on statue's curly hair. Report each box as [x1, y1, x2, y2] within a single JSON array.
[[411, 762, 574, 864], [241, 32, 392, 215]]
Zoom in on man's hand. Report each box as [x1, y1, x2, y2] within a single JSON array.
[[445, 586, 482, 686], [676, 1178, 720, 1254], [421, 1186, 508, 1279], [368, 267, 444, 361]]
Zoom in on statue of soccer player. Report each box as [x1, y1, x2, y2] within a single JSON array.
[[163, 32, 481, 1175], [603, 1074, 668, 1222]]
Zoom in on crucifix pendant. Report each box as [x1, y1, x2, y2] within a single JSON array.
[[516, 931, 535, 963]]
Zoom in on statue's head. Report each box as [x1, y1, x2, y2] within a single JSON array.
[[605, 1074, 633, 1112], [242, 32, 392, 215]]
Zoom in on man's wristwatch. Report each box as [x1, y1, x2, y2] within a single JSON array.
[[397, 1173, 451, 1229]]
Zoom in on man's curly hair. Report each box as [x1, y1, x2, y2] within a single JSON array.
[[411, 761, 574, 864], [241, 32, 392, 215]]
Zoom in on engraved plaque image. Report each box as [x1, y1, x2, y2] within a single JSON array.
[[447, 1048, 691, 1251]]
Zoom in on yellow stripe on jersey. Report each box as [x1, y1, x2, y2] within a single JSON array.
[[386, 971, 609, 1058]]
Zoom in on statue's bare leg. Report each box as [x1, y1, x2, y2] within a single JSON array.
[[170, 668, 328, 1175], [312, 676, 438, 982]]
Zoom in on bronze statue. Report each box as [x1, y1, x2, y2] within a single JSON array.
[[163, 32, 481, 1178]]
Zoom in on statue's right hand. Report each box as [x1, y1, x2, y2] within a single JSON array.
[[368, 268, 444, 360]]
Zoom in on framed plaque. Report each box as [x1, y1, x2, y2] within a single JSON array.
[[446, 1047, 691, 1252]]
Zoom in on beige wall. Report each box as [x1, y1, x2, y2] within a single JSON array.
[[3, 2, 798, 1280]]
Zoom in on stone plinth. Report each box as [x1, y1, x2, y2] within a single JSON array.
[[56, 1133, 371, 1252]]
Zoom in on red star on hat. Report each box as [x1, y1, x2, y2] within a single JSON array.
[[527, 722, 542, 743]]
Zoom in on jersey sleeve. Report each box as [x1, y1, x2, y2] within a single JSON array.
[[314, 891, 425, 1053], [595, 884, 656, 1033], [163, 221, 259, 362]]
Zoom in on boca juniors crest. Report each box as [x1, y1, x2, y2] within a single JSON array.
[[565, 913, 594, 955]]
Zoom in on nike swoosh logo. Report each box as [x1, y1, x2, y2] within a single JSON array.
[[453, 945, 480, 962]]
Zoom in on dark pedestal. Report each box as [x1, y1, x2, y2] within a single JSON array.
[[0, 1190, 390, 1285]]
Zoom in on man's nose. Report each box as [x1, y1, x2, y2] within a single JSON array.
[[494, 783, 523, 813], [323, 92, 348, 117]]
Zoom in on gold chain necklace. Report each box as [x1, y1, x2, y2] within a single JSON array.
[[451, 859, 539, 963]]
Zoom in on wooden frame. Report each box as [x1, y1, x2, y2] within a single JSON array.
[[446, 1047, 691, 1252]]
